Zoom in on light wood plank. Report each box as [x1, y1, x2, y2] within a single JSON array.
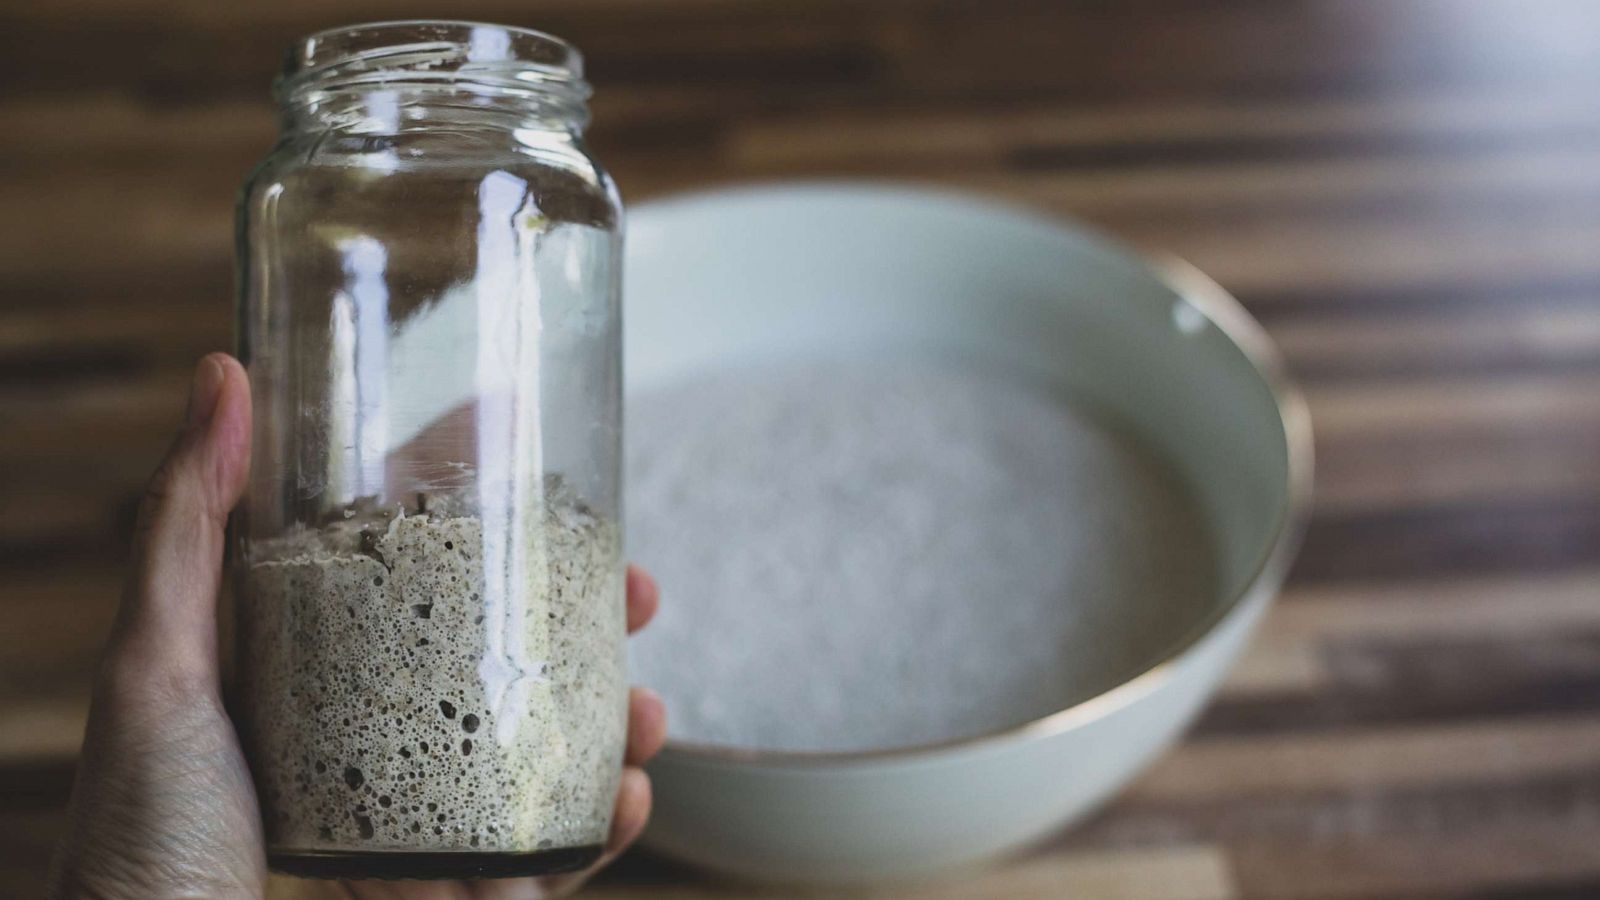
[[1273, 570, 1600, 642], [580, 846, 1236, 900], [263, 846, 1236, 900], [732, 90, 1600, 168], [0, 701, 88, 763], [1221, 643, 1327, 696], [0, 296, 228, 359], [1136, 212, 1600, 298], [985, 146, 1600, 217], [1129, 716, 1600, 802], [1312, 428, 1600, 514], [1268, 304, 1600, 375], [1230, 823, 1600, 898], [0, 95, 272, 161], [1304, 374, 1600, 439], [1221, 570, 1600, 696]]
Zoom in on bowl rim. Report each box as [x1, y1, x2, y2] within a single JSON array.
[[633, 180, 1316, 767]]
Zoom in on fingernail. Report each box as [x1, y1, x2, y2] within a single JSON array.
[[186, 355, 226, 428]]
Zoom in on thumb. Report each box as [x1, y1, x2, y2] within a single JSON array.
[[108, 352, 252, 682]]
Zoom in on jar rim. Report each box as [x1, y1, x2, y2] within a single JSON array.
[[277, 20, 590, 114]]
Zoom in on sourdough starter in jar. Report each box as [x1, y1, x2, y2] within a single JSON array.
[[239, 484, 623, 855]]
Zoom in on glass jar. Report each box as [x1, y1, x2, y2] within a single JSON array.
[[232, 21, 625, 880]]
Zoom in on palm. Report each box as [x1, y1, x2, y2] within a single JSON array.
[[72, 566, 660, 900], [54, 358, 664, 900]]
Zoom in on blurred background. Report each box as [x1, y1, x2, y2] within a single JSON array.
[[4, 1, 1600, 897]]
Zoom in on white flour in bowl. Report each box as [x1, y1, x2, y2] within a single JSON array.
[[626, 359, 1215, 753]]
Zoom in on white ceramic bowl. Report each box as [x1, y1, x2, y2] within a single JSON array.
[[622, 182, 1311, 884]]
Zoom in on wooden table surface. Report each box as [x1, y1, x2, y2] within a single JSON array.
[[4, 1, 1600, 897]]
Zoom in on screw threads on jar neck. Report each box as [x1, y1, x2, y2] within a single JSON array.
[[277, 21, 591, 135]]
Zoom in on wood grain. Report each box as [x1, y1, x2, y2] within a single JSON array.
[[3, 1, 1599, 897]]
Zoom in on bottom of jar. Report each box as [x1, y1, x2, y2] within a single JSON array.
[[268, 845, 605, 880]]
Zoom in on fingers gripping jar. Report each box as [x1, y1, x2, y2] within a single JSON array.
[[232, 22, 625, 879]]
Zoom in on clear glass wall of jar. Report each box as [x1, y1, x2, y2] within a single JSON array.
[[232, 21, 625, 880]]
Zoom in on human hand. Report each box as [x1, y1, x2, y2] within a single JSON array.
[[49, 353, 666, 900]]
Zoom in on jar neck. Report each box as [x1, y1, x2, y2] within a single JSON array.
[[276, 21, 590, 137], [281, 88, 587, 138]]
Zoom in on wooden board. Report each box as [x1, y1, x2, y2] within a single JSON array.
[[3, 1, 1599, 897]]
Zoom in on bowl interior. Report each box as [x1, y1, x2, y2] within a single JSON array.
[[626, 184, 1291, 624]]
